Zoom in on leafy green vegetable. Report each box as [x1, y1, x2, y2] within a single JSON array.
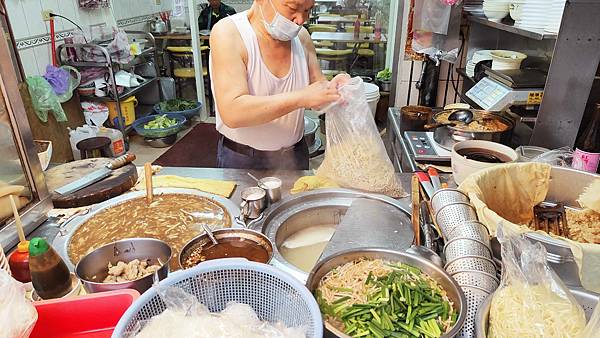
[[376, 68, 392, 81], [317, 263, 456, 338], [158, 99, 198, 112], [143, 114, 178, 130]]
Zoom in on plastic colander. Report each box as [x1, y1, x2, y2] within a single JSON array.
[[111, 258, 323, 338]]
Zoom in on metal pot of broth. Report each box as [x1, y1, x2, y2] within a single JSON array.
[[431, 110, 515, 150]]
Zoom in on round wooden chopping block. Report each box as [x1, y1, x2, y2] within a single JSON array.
[[45, 158, 138, 208]]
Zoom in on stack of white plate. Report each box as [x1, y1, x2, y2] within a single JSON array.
[[544, 0, 567, 34], [466, 49, 493, 77], [464, 0, 484, 14], [483, 0, 510, 22], [511, 0, 549, 32]]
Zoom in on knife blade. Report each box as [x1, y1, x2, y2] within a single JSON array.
[[55, 154, 136, 195]]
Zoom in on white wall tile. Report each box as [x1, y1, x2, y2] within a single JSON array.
[[5, 0, 29, 39], [21, 0, 47, 36], [18, 49, 39, 77]]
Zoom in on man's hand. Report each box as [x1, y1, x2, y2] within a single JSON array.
[[329, 73, 351, 90], [298, 80, 341, 110]]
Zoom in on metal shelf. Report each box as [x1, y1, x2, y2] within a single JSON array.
[[455, 68, 476, 84], [79, 77, 158, 102], [467, 15, 557, 41]]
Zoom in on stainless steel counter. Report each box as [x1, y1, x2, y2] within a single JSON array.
[[30, 168, 416, 246]]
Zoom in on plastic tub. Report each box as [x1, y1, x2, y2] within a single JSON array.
[[132, 113, 186, 138], [30, 289, 140, 338]]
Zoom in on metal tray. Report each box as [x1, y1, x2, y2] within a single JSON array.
[[52, 188, 241, 270]]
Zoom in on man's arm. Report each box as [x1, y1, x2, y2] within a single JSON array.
[[298, 28, 326, 84], [210, 21, 339, 129]]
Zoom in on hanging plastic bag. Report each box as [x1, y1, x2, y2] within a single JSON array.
[[412, 0, 462, 64], [316, 77, 406, 198], [0, 270, 38, 338], [43, 65, 70, 95], [26, 76, 67, 123], [487, 226, 587, 338]]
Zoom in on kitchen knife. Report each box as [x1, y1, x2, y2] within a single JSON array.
[[54, 154, 136, 195]]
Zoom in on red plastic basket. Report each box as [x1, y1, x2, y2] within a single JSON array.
[[30, 289, 139, 338]]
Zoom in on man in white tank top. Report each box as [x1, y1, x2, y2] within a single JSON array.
[[210, 0, 349, 170]]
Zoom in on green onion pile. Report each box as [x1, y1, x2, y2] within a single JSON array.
[[316, 261, 456, 338]]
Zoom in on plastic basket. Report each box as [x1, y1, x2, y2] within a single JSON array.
[[132, 113, 186, 138], [153, 101, 202, 120], [112, 258, 323, 338]]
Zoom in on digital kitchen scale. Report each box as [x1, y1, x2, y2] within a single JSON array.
[[404, 131, 451, 162], [466, 68, 545, 111]]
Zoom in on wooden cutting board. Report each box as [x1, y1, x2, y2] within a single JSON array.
[[45, 158, 138, 208]]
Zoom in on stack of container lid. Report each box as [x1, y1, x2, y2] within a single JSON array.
[[431, 189, 498, 338]]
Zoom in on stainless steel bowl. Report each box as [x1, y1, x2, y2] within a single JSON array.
[[179, 228, 274, 268], [304, 116, 319, 148], [306, 248, 467, 338], [144, 134, 177, 148], [75, 238, 172, 294]]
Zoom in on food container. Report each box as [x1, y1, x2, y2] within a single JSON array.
[[131, 113, 186, 138], [304, 116, 319, 148], [431, 110, 515, 151], [144, 134, 177, 148], [399, 105, 433, 133], [106, 96, 138, 127], [29, 289, 140, 338], [179, 228, 274, 268], [152, 101, 202, 120], [75, 238, 172, 294], [451, 140, 519, 184], [306, 248, 468, 338], [475, 287, 599, 337]]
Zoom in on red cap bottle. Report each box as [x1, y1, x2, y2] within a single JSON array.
[[8, 241, 31, 283]]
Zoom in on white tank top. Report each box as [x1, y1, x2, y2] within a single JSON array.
[[211, 11, 309, 151]]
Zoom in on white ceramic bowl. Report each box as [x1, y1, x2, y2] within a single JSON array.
[[483, 8, 509, 22], [490, 50, 527, 70], [451, 140, 518, 184]]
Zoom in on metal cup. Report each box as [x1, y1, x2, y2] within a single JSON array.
[[240, 187, 266, 220], [258, 177, 282, 204]]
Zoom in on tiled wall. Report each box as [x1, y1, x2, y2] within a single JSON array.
[[7, 0, 177, 77]]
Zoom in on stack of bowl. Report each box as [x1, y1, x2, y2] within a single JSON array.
[[431, 189, 498, 338], [483, 0, 510, 22]]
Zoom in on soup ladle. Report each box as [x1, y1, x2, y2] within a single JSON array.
[[180, 209, 219, 245]]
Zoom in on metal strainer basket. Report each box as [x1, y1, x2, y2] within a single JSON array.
[[112, 259, 323, 338], [457, 285, 491, 338], [445, 255, 497, 276], [431, 189, 469, 213], [444, 237, 492, 262], [451, 271, 500, 293], [446, 221, 490, 242], [435, 203, 478, 238]]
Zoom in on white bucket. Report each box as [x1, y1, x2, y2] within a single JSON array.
[[364, 82, 381, 117]]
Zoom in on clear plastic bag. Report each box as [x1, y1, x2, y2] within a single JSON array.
[[412, 0, 462, 64], [531, 146, 573, 167], [26, 76, 67, 123], [0, 270, 38, 338], [316, 77, 406, 198], [488, 226, 587, 338]]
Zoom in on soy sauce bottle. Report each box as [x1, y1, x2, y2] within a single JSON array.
[[29, 237, 72, 299], [573, 104, 600, 173]]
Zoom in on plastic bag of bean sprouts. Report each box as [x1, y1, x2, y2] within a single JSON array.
[[316, 77, 406, 198]]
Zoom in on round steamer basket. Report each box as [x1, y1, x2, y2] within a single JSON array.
[[451, 270, 500, 293], [457, 285, 492, 338], [435, 203, 478, 238], [112, 258, 323, 338], [446, 221, 490, 242], [444, 237, 493, 263], [445, 255, 497, 276], [431, 188, 470, 213]]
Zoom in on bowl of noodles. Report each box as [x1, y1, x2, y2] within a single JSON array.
[[306, 248, 467, 338]]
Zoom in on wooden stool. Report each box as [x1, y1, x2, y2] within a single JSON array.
[[76, 137, 111, 159]]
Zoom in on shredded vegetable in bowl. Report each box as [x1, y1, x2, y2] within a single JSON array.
[[488, 281, 586, 338], [316, 259, 457, 338]]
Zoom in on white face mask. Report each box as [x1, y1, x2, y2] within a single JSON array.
[[259, 0, 301, 41]]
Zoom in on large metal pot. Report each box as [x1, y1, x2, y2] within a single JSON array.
[[53, 188, 241, 270], [525, 166, 600, 287], [306, 248, 468, 338], [304, 116, 319, 148], [431, 110, 515, 150], [255, 189, 412, 282]]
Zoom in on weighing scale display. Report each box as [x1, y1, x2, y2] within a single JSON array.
[[466, 77, 512, 111]]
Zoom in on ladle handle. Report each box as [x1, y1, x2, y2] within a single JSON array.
[[144, 163, 153, 204], [423, 122, 455, 130]]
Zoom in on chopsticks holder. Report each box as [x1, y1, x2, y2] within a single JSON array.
[[144, 162, 153, 204], [411, 174, 421, 246], [9, 195, 25, 242]]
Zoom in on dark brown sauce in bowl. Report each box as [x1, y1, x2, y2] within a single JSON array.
[[457, 147, 513, 163]]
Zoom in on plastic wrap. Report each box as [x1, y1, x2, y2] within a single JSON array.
[[412, 0, 462, 64], [0, 270, 38, 338], [488, 226, 586, 338], [530, 146, 573, 167], [43, 65, 70, 95], [26, 76, 67, 123], [583, 302, 600, 338], [315, 77, 405, 198]]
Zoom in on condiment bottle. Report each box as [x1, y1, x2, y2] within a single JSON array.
[[573, 103, 600, 173], [8, 241, 31, 283], [29, 237, 72, 299]]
